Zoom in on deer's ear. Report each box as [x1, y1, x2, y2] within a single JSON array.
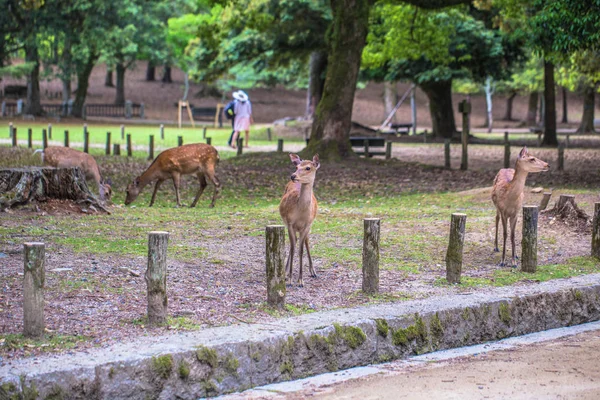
[[289, 153, 302, 166], [519, 146, 528, 159], [312, 154, 320, 170]]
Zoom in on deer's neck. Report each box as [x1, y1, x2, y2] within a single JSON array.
[[507, 165, 529, 200], [138, 163, 161, 189], [297, 182, 315, 209]]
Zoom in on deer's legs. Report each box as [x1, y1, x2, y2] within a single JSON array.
[[285, 228, 296, 286], [304, 236, 317, 278], [205, 165, 221, 208], [172, 173, 182, 206], [190, 173, 207, 208], [509, 216, 518, 268], [501, 215, 508, 266], [494, 212, 500, 252], [297, 231, 310, 287], [149, 180, 164, 207]]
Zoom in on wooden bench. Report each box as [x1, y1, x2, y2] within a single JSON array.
[[191, 107, 223, 127], [350, 137, 388, 157], [389, 123, 413, 135]]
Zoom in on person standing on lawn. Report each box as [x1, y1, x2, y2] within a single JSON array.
[[224, 96, 237, 146], [230, 90, 253, 148]]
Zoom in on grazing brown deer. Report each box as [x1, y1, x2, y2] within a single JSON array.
[[125, 143, 220, 207], [279, 154, 320, 287], [492, 146, 549, 267], [36, 146, 112, 201]]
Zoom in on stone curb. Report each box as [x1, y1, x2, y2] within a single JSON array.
[[1, 274, 600, 399]]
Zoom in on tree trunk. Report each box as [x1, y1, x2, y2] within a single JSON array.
[[146, 62, 156, 81], [24, 42, 43, 116], [420, 79, 457, 138], [105, 68, 114, 87], [526, 91, 539, 126], [576, 84, 596, 133], [502, 91, 517, 121], [162, 65, 172, 83], [305, 51, 327, 120], [72, 53, 98, 118], [115, 62, 126, 106], [484, 76, 494, 132], [542, 59, 558, 146], [306, 0, 370, 160], [561, 86, 568, 123], [383, 81, 398, 124], [61, 36, 72, 103]]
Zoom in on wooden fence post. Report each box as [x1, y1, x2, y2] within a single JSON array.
[[385, 141, 392, 160], [64, 130, 69, 147], [9, 122, 13, 138], [521, 205, 539, 273], [120, 124, 125, 140], [202, 127, 207, 139], [267, 127, 272, 141], [42, 129, 48, 149], [446, 213, 466, 284], [11, 127, 17, 147], [127, 134, 132, 157], [23, 242, 45, 338], [265, 225, 286, 308], [83, 124, 89, 153], [362, 218, 380, 294], [537, 132, 542, 147], [558, 142, 565, 171], [28, 128, 32, 148], [113, 143, 121, 156], [444, 139, 451, 169], [146, 231, 169, 326], [48, 123, 52, 139], [160, 124, 165, 140], [539, 192, 552, 211], [277, 139, 284, 152], [459, 100, 470, 171], [237, 138, 243, 156], [363, 139, 370, 158], [178, 136, 183, 147], [149, 135, 154, 160], [592, 203, 600, 259], [504, 142, 511, 169], [206, 137, 212, 145], [105, 132, 111, 155]]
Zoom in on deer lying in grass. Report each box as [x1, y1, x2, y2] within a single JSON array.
[[125, 143, 221, 207], [279, 154, 320, 287], [492, 146, 549, 267], [35, 146, 112, 201]]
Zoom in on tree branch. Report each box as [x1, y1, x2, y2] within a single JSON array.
[[399, 0, 471, 9]]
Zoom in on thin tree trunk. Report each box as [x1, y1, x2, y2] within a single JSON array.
[[61, 36, 72, 102], [146, 62, 156, 81], [105, 67, 114, 87], [305, 51, 327, 120], [420, 79, 457, 138], [24, 41, 43, 116], [502, 91, 517, 121], [561, 86, 568, 123], [526, 91, 539, 126], [577, 84, 596, 133], [162, 65, 172, 83], [72, 53, 98, 118], [115, 62, 126, 106], [307, 0, 370, 160], [542, 59, 558, 146], [383, 81, 398, 124], [484, 76, 494, 132]]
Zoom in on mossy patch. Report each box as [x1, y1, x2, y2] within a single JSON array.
[[152, 355, 173, 380], [280, 360, 294, 376], [498, 303, 511, 325], [430, 313, 444, 347], [196, 346, 218, 369], [202, 379, 218, 395], [375, 319, 389, 338], [178, 360, 190, 380], [223, 353, 239, 374], [391, 313, 428, 347], [573, 289, 583, 301], [333, 324, 367, 349]]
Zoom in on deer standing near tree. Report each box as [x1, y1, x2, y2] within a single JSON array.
[[125, 143, 220, 207], [492, 146, 549, 267], [279, 154, 320, 287]]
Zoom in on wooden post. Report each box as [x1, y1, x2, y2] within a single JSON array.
[[28, 128, 32, 148], [113, 143, 121, 156], [120, 124, 125, 140], [149, 135, 154, 160], [265, 225, 286, 308], [444, 139, 451, 169], [411, 87, 417, 135], [160, 124, 164, 140], [105, 132, 111, 155], [362, 218, 380, 295], [9, 122, 13, 138], [178, 136, 183, 147], [23, 242, 45, 338], [504, 131, 509, 144], [423, 129, 428, 144], [592, 203, 600, 259], [566, 134, 570, 148], [11, 127, 17, 147], [521, 205, 539, 273], [558, 142, 565, 171], [237, 138, 243, 156], [127, 134, 132, 157], [146, 231, 169, 326], [364, 139, 370, 158], [277, 139, 284, 152], [504, 142, 511, 169], [446, 213, 466, 284], [202, 127, 207, 139], [64, 130, 69, 147], [48, 123, 52, 139], [459, 100, 470, 171], [537, 132, 542, 147], [83, 124, 89, 153], [385, 141, 392, 160], [42, 129, 48, 149], [206, 137, 212, 145], [539, 192, 552, 211], [267, 127, 272, 141]]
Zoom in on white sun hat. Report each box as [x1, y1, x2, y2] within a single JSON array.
[[233, 90, 249, 102]]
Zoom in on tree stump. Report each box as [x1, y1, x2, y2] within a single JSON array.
[[265, 225, 286, 308], [521, 206, 539, 273], [541, 194, 590, 230], [0, 167, 108, 212], [23, 242, 45, 338], [362, 218, 380, 294], [146, 231, 169, 326]]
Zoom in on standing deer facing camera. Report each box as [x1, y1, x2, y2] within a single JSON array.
[[279, 154, 320, 287], [492, 146, 549, 267]]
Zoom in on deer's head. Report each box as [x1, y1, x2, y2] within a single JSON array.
[[517, 146, 549, 173], [125, 177, 141, 205], [289, 154, 320, 184], [99, 178, 112, 202]]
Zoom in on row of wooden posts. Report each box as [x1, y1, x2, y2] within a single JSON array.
[[21, 200, 600, 337]]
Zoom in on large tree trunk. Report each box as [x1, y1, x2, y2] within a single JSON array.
[[542, 59, 558, 146], [383, 81, 398, 124], [561, 86, 568, 123], [72, 53, 98, 118], [115, 62, 126, 106], [305, 51, 327, 120], [24, 42, 43, 116], [60, 36, 72, 103], [162, 65, 172, 83], [577, 84, 596, 133], [105, 68, 114, 87], [420, 79, 457, 138], [306, 0, 370, 160], [526, 91, 539, 126], [502, 91, 517, 121], [146, 62, 156, 81]]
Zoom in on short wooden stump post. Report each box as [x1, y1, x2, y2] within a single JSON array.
[[120, 124, 125, 140], [148, 135, 155, 160], [206, 137, 212, 145], [385, 141, 392, 160], [362, 218, 380, 294], [12, 127, 17, 147], [105, 132, 111, 155], [178, 136, 183, 147], [558, 142, 565, 171], [521, 205, 539, 272], [504, 142, 511, 169], [23, 242, 45, 338], [202, 127, 207, 139], [277, 139, 284, 152], [592, 203, 600, 259], [48, 123, 52, 139], [160, 124, 165, 140], [146, 231, 169, 325], [127, 134, 132, 157], [237, 138, 243, 156], [540, 192, 552, 211], [446, 213, 466, 284], [113, 143, 121, 156], [267, 127, 272, 141], [444, 139, 451, 169], [27, 128, 32, 148], [83, 125, 89, 153], [265, 225, 286, 308], [64, 130, 69, 147], [42, 129, 48, 149]]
